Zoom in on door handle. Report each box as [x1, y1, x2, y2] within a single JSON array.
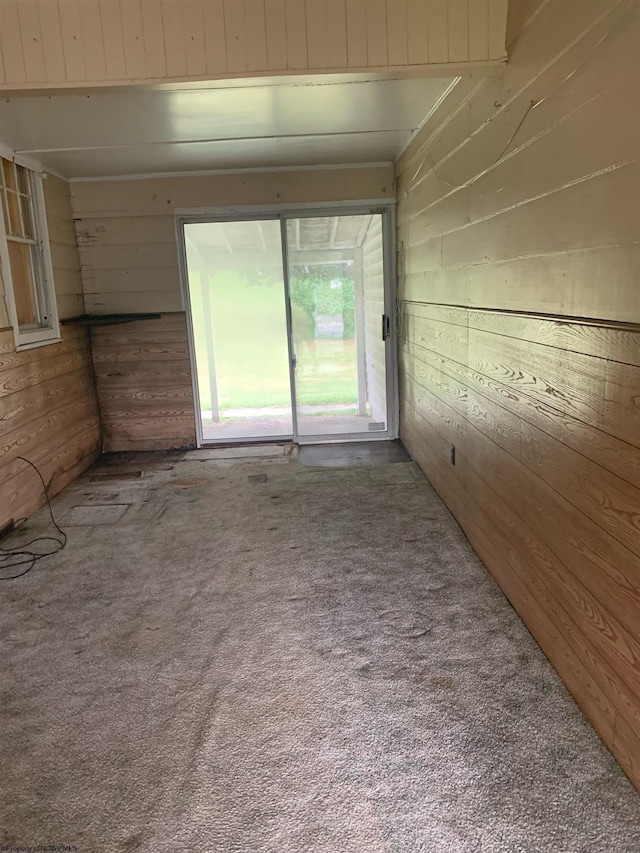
[[381, 314, 391, 341]]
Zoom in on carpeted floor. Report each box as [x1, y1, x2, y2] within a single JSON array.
[[1, 446, 639, 853]]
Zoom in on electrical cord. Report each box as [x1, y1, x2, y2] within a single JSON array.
[[0, 457, 67, 580]]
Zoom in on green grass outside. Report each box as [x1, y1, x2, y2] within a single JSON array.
[[189, 269, 358, 413]]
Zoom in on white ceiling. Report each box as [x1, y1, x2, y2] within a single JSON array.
[[0, 74, 457, 179]]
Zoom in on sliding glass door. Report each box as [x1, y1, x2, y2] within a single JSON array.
[[183, 219, 293, 442], [285, 213, 389, 439], [181, 208, 394, 445]]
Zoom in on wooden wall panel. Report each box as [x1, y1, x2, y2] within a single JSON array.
[[0, 173, 97, 528], [395, 0, 640, 791], [44, 175, 86, 320], [0, 0, 26, 83], [183, 0, 208, 77], [0, 326, 101, 530], [0, 0, 508, 90], [90, 314, 196, 452], [142, 0, 169, 80], [80, 1, 108, 81], [36, 1, 65, 82], [72, 167, 394, 218], [100, 0, 127, 80], [58, 0, 86, 82], [17, 0, 46, 83]]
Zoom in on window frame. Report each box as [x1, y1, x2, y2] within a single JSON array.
[[0, 146, 60, 350]]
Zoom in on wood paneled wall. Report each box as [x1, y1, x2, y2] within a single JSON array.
[[396, 0, 640, 322], [44, 174, 86, 320], [91, 314, 196, 452], [0, 325, 101, 530], [72, 167, 391, 449], [395, 0, 640, 790], [71, 166, 394, 314], [0, 175, 99, 528], [0, 0, 508, 90]]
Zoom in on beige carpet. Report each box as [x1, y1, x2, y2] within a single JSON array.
[[1, 447, 639, 852]]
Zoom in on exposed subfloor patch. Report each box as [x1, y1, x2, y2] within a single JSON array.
[[62, 503, 131, 526], [299, 439, 411, 467], [1, 449, 639, 853], [189, 443, 295, 460]]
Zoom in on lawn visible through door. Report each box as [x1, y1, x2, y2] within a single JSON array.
[[182, 210, 391, 443]]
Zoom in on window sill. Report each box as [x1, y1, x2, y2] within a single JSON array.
[[15, 331, 62, 351]]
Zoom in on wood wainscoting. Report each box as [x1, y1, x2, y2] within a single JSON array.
[[398, 304, 640, 790], [0, 325, 101, 530], [90, 313, 196, 452]]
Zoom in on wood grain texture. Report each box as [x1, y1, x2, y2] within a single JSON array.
[[400, 406, 640, 775], [395, 0, 640, 791], [90, 313, 196, 452], [0, 0, 508, 89], [0, 326, 101, 529]]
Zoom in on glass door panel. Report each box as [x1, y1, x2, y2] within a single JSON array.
[[184, 219, 293, 441], [285, 214, 389, 439]]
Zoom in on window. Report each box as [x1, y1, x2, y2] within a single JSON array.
[[0, 154, 59, 348]]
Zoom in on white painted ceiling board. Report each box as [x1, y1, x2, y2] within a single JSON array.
[[28, 133, 408, 178], [1, 77, 455, 148], [0, 74, 457, 178]]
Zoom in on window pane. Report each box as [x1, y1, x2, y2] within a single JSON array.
[[16, 164, 30, 195], [1, 159, 57, 342], [2, 158, 17, 191], [1, 163, 35, 237], [6, 190, 22, 237], [0, 191, 9, 231], [8, 240, 40, 328], [19, 194, 35, 238]]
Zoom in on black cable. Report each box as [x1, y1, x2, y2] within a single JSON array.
[[0, 457, 67, 580]]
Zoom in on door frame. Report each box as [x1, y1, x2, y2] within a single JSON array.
[[176, 200, 398, 447]]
